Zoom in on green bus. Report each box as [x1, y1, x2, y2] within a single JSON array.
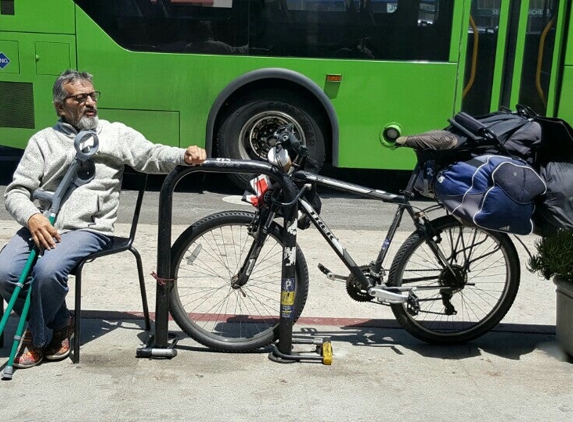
[[0, 0, 572, 187]]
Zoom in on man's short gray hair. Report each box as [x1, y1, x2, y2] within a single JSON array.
[[53, 69, 94, 105]]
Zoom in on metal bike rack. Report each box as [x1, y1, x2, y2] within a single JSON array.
[[136, 158, 331, 363]]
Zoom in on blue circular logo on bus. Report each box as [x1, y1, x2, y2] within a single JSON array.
[[0, 52, 11, 69]]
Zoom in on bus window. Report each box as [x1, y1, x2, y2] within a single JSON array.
[[462, 0, 561, 116], [518, 1, 559, 115], [255, 0, 454, 60], [75, 0, 454, 61], [462, 0, 502, 116]]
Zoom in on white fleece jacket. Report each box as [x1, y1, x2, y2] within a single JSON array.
[[4, 119, 186, 235]]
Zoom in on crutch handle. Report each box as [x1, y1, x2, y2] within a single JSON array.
[[32, 189, 53, 204], [74, 130, 99, 162]]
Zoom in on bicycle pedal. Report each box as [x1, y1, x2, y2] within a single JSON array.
[[318, 263, 348, 281], [318, 263, 330, 275], [407, 292, 420, 316]]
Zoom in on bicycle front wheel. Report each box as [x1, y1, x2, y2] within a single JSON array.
[[169, 210, 309, 352], [388, 215, 520, 344]]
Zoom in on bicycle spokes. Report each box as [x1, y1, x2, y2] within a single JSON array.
[[389, 217, 520, 343]]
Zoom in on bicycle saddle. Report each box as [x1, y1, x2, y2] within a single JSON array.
[[396, 130, 460, 150]]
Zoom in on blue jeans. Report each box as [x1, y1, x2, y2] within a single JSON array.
[[0, 228, 110, 347]]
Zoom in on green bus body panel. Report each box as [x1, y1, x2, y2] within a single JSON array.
[[0, 32, 77, 148], [489, 0, 512, 111], [565, 4, 573, 66], [0, 39, 19, 73], [0, 0, 74, 34], [98, 109, 180, 148], [448, 0, 470, 63], [74, 5, 458, 170], [35, 42, 72, 75], [509, 0, 530, 109], [451, 0, 471, 113], [560, 67, 573, 119], [545, 0, 569, 117], [558, 4, 573, 122], [5, 0, 573, 172]]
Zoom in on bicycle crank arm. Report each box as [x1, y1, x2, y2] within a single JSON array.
[[368, 286, 409, 304], [318, 264, 349, 281]]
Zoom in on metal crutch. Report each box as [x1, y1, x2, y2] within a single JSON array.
[[0, 130, 99, 380]]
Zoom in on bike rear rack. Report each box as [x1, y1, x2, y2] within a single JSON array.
[[135, 158, 332, 365]]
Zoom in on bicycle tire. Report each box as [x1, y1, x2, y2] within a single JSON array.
[[169, 210, 310, 352], [388, 215, 520, 344]]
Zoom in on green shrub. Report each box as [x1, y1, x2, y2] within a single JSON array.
[[529, 230, 573, 283]]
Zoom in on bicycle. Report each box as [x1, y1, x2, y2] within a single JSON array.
[[167, 122, 521, 352]]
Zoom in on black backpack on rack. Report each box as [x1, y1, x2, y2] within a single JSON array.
[[448, 105, 543, 163], [528, 115, 573, 236], [444, 105, 573, 236]]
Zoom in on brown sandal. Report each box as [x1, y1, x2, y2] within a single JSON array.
[[14, 330, 44, 369], [45, 315, 75, 361]]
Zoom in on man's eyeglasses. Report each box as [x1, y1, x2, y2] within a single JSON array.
[[64, 91, 101, 103]]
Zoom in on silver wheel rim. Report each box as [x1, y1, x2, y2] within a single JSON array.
[[238, 111, 306, 160]]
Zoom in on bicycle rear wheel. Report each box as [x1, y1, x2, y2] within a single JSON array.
[[169, 210, 309, 352], [388, 215, 520, 344]]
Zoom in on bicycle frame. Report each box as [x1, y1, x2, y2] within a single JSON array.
[[238, 159, 457, 309], [293, 169, 419, 291]]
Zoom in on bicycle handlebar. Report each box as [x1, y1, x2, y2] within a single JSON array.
[[272, 124, 309, 158]]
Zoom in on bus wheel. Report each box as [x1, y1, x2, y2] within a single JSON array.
[[217, 100, 325, 189]]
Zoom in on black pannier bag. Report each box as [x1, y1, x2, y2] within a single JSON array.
[[408, 107, 543, 199], [534, 115, 573, 166], [529, 116, 573, 236], [448, 106, 543, 164], [405, 106, 573, 236], [438, 107, 573, 236], [533, 162, 573, 236], [433, 155, 546, 235]]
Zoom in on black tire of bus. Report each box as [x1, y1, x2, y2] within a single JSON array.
[[168, 210, 310, 352], [216, 99, 326, 190]]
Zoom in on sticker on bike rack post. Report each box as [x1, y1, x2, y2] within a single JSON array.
[[281, 277, 296, 318], [287, 220, 297, 235], [284, 247, 296, 266]]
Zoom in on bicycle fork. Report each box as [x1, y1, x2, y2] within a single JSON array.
[[232, 210, 275, 290]]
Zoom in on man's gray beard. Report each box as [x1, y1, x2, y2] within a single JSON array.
[[76, 115, 99, 130]]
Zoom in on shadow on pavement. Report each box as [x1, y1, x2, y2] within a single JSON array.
[[291, 322, 561, 362], [4, 316, 564, 369]]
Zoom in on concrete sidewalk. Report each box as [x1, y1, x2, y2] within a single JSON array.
[[1, 318, 570, 421], [1, 222, 572, 421]]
